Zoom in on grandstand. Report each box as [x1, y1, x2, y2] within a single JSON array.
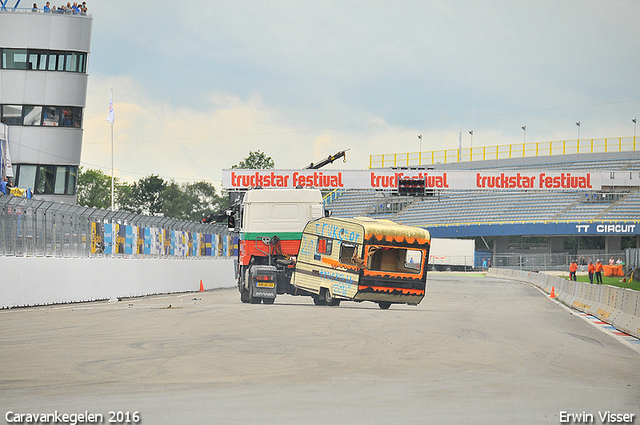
[[326, 149, 640, 271]]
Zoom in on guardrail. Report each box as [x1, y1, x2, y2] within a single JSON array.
[[370, 136, 638, 168], [488, 267, 640, 338], [0, 195, 234, 258]]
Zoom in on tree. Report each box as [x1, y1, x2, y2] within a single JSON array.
[[77, 167, 111, 209], [161, 180, 227, 221], [77, 167, 130, 209], [231, 150, 275, 169], [77, 169, 226, 221], [121, 175, 166, 215]]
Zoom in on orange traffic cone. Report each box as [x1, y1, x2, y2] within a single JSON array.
[[549, 286, 556, 299], [199, 280, 204, 292]]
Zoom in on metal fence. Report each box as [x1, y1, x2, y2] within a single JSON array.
[[489, 251, 628, 273], [627, 248, 640, 270], [0, 195, 233, 258]]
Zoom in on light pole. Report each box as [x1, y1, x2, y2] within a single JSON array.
[[469, 130, 473, 149], [633, 118, 637, 139], [576, 121, 581, 141], [418, 134, 422, 153], [522, 125, 526, 143]]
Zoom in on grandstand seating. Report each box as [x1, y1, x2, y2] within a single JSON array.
[[327, 151, 640, 226]]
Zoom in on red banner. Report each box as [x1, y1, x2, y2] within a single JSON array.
[[223, 169, 604, 191]]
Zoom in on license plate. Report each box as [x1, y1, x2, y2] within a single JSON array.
[[256, 282, 275, 288]]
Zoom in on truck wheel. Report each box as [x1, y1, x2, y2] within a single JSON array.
[[323, 288, 340, 307], [378, 301, 391, 310], [263, 298, 275, 304], [240, 289, 250, 303], [239, 268, 251, 303]]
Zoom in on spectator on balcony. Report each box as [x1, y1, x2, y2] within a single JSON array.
[[43, 1, 50, 12], [32, 3, 38, 11]]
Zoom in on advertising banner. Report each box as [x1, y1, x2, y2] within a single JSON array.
[[144, 227, 151, 255], [222, 169, 603, 191], [115, 224, 125, 254], [90, 222, 104, 254], [103, 223, 113, 254], [205, 234, 212, 256], [428, 221, 640, 238], [137, 227, 145, 254], [125, 225, 134, 255]]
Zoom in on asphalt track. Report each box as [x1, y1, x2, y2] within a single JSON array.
[[1, 273, 639, 425]]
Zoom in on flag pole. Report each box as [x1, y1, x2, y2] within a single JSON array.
[[110, 114, 114, 210], [107, 88, 115, 210]]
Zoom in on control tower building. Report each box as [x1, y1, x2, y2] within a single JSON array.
[[0, 5, 92, 203]]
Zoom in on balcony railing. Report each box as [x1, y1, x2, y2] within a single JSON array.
[[370, 136, 638, 168], [0, 6, 91, 16]]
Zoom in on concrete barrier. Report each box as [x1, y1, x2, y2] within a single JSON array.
[[488, 268, 640, 339], [0, 256, 236, 309]]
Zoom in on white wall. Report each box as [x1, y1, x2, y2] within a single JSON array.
[[0, 257, 236, 309]]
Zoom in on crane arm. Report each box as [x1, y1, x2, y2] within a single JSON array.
[[303, 149, 349, 169]]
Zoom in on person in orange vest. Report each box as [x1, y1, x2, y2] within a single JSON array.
[[595, 260, 604, 284], [569, 260, 578, 281], [587, 261, 596, 284]]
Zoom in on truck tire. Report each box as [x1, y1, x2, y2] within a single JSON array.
[[240, 289, 250, 303], [240, 268, 250, 303], [322, 288, 340, 307], [378, 301, 391, 310]]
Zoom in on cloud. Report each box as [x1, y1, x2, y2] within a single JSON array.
[[81, 1, 640, 189]]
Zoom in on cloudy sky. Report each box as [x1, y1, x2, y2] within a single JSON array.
[[81, 1, 640, 188]]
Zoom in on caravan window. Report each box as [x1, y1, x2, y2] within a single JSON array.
[[317, 237, 333, 255], [339, 243, 357, 264], [367, 247, 422, 274], [404, 250, 423, 270]]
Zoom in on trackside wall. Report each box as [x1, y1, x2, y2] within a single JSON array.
[[0, 257, 235, 309], [488, 268, 640, 339]]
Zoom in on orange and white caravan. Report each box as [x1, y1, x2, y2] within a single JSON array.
[[291, 216, 431, 309]]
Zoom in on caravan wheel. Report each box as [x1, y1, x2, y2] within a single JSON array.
[[313, 296, 326, 306], [378, 302, 391, 310], [322, 288, 340, 307]]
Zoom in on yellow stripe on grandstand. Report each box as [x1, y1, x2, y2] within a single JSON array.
[[370, 136, 638, 168]]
